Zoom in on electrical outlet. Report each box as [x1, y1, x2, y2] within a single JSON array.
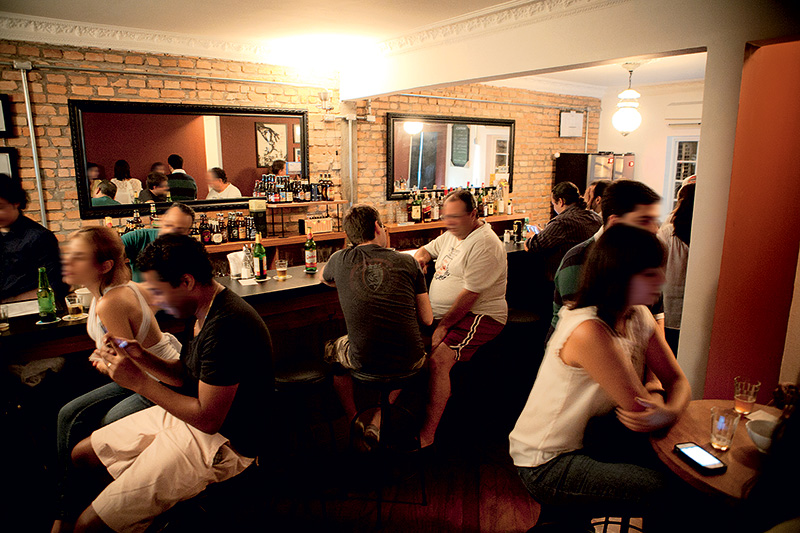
[[366, 115, 376, 122]]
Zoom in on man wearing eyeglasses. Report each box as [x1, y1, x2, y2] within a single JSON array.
[[414, 189, 507, 448]]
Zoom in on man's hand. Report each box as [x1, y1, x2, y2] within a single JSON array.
[[100, 335, 150, 392], [413, 248, 432, 274], [431, 324, 448, 351], [615, 396, 678, 433]]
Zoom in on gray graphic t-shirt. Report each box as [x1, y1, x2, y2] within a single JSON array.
[[323, 244, 428, 374]]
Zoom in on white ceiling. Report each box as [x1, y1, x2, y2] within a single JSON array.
[[0, 0, 505, 43]]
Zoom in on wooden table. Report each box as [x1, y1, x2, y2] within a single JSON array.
[[649, 399, 781, 500]]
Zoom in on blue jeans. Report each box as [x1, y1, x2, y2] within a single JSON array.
[[55, 382, 155, 518]]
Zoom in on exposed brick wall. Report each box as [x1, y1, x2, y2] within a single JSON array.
[[0, 39, 342, 240], [353, 85, 600, 226]]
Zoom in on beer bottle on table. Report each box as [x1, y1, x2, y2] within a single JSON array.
[[253, 233, 268, 280], [304, 230, 317, 273], [37, 267, 57, 323]]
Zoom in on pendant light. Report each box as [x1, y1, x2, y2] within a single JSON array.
[[612, 64, 642, 136]]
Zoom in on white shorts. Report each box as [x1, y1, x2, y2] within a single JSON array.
[[90, 405, 253, 533]]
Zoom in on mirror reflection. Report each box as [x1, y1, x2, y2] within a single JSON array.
[[70, 101, 308, 217], [387, 113, 514, 199]]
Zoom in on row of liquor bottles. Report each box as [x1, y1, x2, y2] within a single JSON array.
[[251, 173, 335, 203], [113, 206, 261, 245], [405, 183, 512, 223], [240, 230, 318, 280]]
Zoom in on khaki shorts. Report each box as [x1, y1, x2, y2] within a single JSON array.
[[90, 406, 253, 533]]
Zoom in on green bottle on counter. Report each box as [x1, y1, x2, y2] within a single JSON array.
[[37, 267, 57, 323], [253, 233, 267, 280]]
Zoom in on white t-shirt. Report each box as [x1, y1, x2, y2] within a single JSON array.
[[207, 184, 242, 200], [423, 222, 508, 324], [509, 305, 653, 468]]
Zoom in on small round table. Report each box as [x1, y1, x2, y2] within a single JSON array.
[[649, 399, 781, 500]]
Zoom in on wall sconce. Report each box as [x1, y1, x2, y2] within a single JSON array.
[[612, 63, 642, 136], [318, 89, 333, 111], [403, 121, 424, 135]]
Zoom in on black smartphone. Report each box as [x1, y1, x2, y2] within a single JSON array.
[[673, 442, 727, 475]]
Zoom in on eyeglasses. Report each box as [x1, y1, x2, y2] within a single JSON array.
[[441, 214, 469, 221]]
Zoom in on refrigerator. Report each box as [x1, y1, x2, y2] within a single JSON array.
[[553, 152, 635, 193]]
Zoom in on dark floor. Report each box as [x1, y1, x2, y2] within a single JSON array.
[[2, 319, 549, 532]]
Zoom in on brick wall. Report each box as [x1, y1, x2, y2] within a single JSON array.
[[353, 85, 600, 226], [0, 39, 342, 240]]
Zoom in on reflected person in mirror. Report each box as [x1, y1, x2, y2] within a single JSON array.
[[271, 159, 286, 176], [91, 180, 120, 207], [137, 172, 170, 203], [121, 203, 195, 282], [110, 159, 142, 205], [205, 167, 241, 200], [166, 154, 197, 201]]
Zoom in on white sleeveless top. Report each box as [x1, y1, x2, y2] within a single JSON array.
[[509, 305, 654, 468], [87, 282, 180, 361]]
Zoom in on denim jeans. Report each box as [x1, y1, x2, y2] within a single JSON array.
[[55, 382, 155, 518]]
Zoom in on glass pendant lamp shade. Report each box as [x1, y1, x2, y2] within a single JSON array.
[[612, 106, 642, 136], [403, 121, 424, 135]]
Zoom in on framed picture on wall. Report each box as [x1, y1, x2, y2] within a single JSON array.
[[0, 147, 19, 179], [294, 148, 301, 162], [0, 94, 12, 138], [255, 123, 288, 168]]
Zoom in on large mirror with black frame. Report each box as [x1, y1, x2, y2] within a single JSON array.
[[69, 99, 309, 219], [386, 112, 514, 200]]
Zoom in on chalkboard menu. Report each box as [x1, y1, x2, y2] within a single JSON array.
[[451, 124, 470, 167]]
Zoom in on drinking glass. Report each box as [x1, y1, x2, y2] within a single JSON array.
[[276, 259, 288, 280], [734, 376, 761, 415], [710, 406, 741, 451], [0, 304, 9, 332], [65, 294, 84, 319]]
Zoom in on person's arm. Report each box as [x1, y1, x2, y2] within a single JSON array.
[[100, 333, 185, 387], [525, 218, 564, 253], [560, 320, 654, 413], [416, 292, 433, 326], [100, 341, 235, 434], [320, 254, 337, 287], [414, 247, 433, 274], [615, 327, 692, 432], [432, 288, 480, 348]]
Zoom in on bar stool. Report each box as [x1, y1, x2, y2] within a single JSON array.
[[348, 368, 428, 528]]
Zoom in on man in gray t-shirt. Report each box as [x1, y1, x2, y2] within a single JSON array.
[[322, 205, 433, 428]]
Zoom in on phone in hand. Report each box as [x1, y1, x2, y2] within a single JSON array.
[[673, 442, 727, 475]]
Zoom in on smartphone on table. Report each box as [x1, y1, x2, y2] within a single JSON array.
[[673, 442, 727, 475]]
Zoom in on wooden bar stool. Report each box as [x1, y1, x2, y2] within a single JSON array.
[[348, 368, 428, 528]]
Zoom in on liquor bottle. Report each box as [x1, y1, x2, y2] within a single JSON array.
[[200, 214, 212, 245], [483, 189, 490, 217], [421, 190, 431, 222], [149, 203, 159, 229], [241, 244, 254, 279], [411, 189, 422, 223], [406, 193, 413, 222], [304, 230, 317, 272], [132, 210, 142, 230], [216, 213, 227, 243], [286, 179, 294, 203], [237, 212, 248, 241], [37, 266, 57, 323], [228, 213, 237, 242], [487, 188, 495, 216], [507, 198, 513, 215], [191, 223, 201, 243], [253, 233, 267, 280], [432, 192, 440, 221]]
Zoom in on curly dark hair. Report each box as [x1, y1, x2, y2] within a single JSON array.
[[137, 234, 213, 287]]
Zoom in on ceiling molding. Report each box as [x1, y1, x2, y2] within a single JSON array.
[[379, 0, 632, 55], [0, 11, 269, 63]]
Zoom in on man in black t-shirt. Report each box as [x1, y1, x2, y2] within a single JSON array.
[[322, 205, 433, 426], [63, 234, 272, 533]]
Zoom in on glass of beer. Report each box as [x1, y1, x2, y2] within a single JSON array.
[[64, 294, 86, 320], [734, 376, 761, 415], [0, 304, 9, 332], [710, 406, 741, 451], [275, 259, 288, 280]]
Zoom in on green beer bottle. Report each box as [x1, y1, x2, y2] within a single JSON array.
[[37, 267, 57, 323], [304, 230, 317, 273], [253, 233, 268, 281]]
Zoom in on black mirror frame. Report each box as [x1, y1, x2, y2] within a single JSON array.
[[385, 112, 515, 201], [68, 99, 309, 219]]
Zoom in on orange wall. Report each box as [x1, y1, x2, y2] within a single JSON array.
[[704, 39, 800, 401]]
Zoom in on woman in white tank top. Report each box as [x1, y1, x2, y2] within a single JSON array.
[[509, 225, 692, 532], [54, 226, 180, 526]]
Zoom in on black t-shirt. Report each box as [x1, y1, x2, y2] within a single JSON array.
[[0, 214, 68, 301], [323, 244, 427, 374], [180, 288, 273, 457]]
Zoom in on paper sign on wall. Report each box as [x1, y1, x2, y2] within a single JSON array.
[[559, 111, 584, 137]]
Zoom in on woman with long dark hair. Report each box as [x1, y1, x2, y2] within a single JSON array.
[[110, 159, 142, 204], [510, 224, 692, 531], [658, 181, 695, 355]]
